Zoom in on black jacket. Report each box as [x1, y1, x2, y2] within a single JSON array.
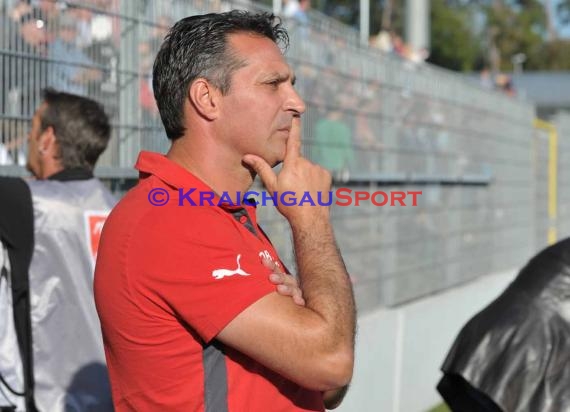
[[0, 177, 36, 412], [438, 238, 570, 412]]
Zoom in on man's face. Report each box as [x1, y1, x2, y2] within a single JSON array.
[[26, 103, 47, 177], [60, 26, 78, 42], [20, 19, 47, 47], [216, 33, 306, 167]]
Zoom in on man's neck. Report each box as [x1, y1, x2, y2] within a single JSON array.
[[167, 137, 254, 204]]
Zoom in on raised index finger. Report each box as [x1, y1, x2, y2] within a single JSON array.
[[283, 117, 302, 165]]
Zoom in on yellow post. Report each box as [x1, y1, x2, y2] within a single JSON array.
[[533, 119, 558, 245]]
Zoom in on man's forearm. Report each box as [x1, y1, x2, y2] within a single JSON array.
[[241, 120, 356, 389], [291, 217, 356, 355]]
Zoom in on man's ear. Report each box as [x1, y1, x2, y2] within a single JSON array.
[[39, 126, 58, 158], [188, 79, 220, 121]]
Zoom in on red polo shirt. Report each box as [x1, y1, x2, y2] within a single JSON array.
[[94, 151, 324, 412]]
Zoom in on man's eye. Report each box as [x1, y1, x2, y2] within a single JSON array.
[[267, 81, 279, 88]]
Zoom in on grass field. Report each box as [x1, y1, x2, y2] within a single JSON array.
[[427, 403, 450, 412]]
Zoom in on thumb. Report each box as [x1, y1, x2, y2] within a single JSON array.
[[242, 154, 277, 191]]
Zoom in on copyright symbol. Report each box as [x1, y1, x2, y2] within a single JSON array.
[[148, 188, 169, 206]]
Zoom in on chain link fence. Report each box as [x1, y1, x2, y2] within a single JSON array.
[[0, 0, 558, 312]]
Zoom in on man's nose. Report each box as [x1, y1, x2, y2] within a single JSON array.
[[284, 87, 306, 115]]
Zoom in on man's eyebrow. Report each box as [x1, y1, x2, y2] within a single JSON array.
[[263, 72, 296, 84]]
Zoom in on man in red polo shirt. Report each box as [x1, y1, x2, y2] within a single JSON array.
[[94, 11, 356, 412]]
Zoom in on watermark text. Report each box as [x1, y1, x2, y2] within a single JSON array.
[[148, 188, 422, 207]]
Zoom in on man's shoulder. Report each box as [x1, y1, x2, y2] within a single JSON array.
[[27, 179, 116, 231], [107, 180, 226, 234], [27, 177, 104, 192]]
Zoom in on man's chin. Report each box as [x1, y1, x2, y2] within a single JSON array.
[[26, 162, 39, 178]]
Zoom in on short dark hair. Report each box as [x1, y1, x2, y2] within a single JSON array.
[[40, 88, 111, 170], [153, 10, 289, 140]]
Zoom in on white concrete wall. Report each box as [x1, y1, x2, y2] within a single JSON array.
[[336, 270, 518, 412]]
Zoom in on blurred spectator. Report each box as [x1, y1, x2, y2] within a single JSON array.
[[283, 0, 310, 41], [354, 94, 384, 172], [138, 15, 172, 82], [438, 238, 570, 412], [408, 47, 429, 65], [479, 67, 494, 90], [313, 95, 354, 178], [1, 4, 49, 116], [286, 0, 310, 25], [138, 16, 172, 152], [370, 30, 393, 54], [24, 89, 115, 411], [495, 73, 515, 97], [391, 32, 408, 58], [48, 13, 101, 95], [283, 0, 301, 17], [0, 136, 26, 166], [368, 29, 428, 65], [91, 10, 113, 43], [36, 0, 59, 28], [1, 3, 49, 166], [82, 1, 118, 109], [67, 6, 94, 49]]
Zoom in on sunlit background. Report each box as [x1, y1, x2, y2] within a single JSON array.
[[1, 1, 569, 411]]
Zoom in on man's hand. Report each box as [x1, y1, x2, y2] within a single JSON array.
[[242, 117, 332, 226], [262, 257, 305, 306], [222, 117, 355, 396]]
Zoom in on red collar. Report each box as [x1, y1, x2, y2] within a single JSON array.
[[134, 151, 257, 211]]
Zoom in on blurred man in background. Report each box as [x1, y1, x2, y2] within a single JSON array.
[[1, 89, 115, 411]]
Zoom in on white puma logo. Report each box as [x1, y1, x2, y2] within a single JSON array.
[[212, 254, 251, 280]]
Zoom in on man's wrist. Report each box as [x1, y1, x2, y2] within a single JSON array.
[[288, 210, 331, 232]]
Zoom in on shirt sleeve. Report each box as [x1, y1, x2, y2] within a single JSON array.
[[133, 206, 277, 343]]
